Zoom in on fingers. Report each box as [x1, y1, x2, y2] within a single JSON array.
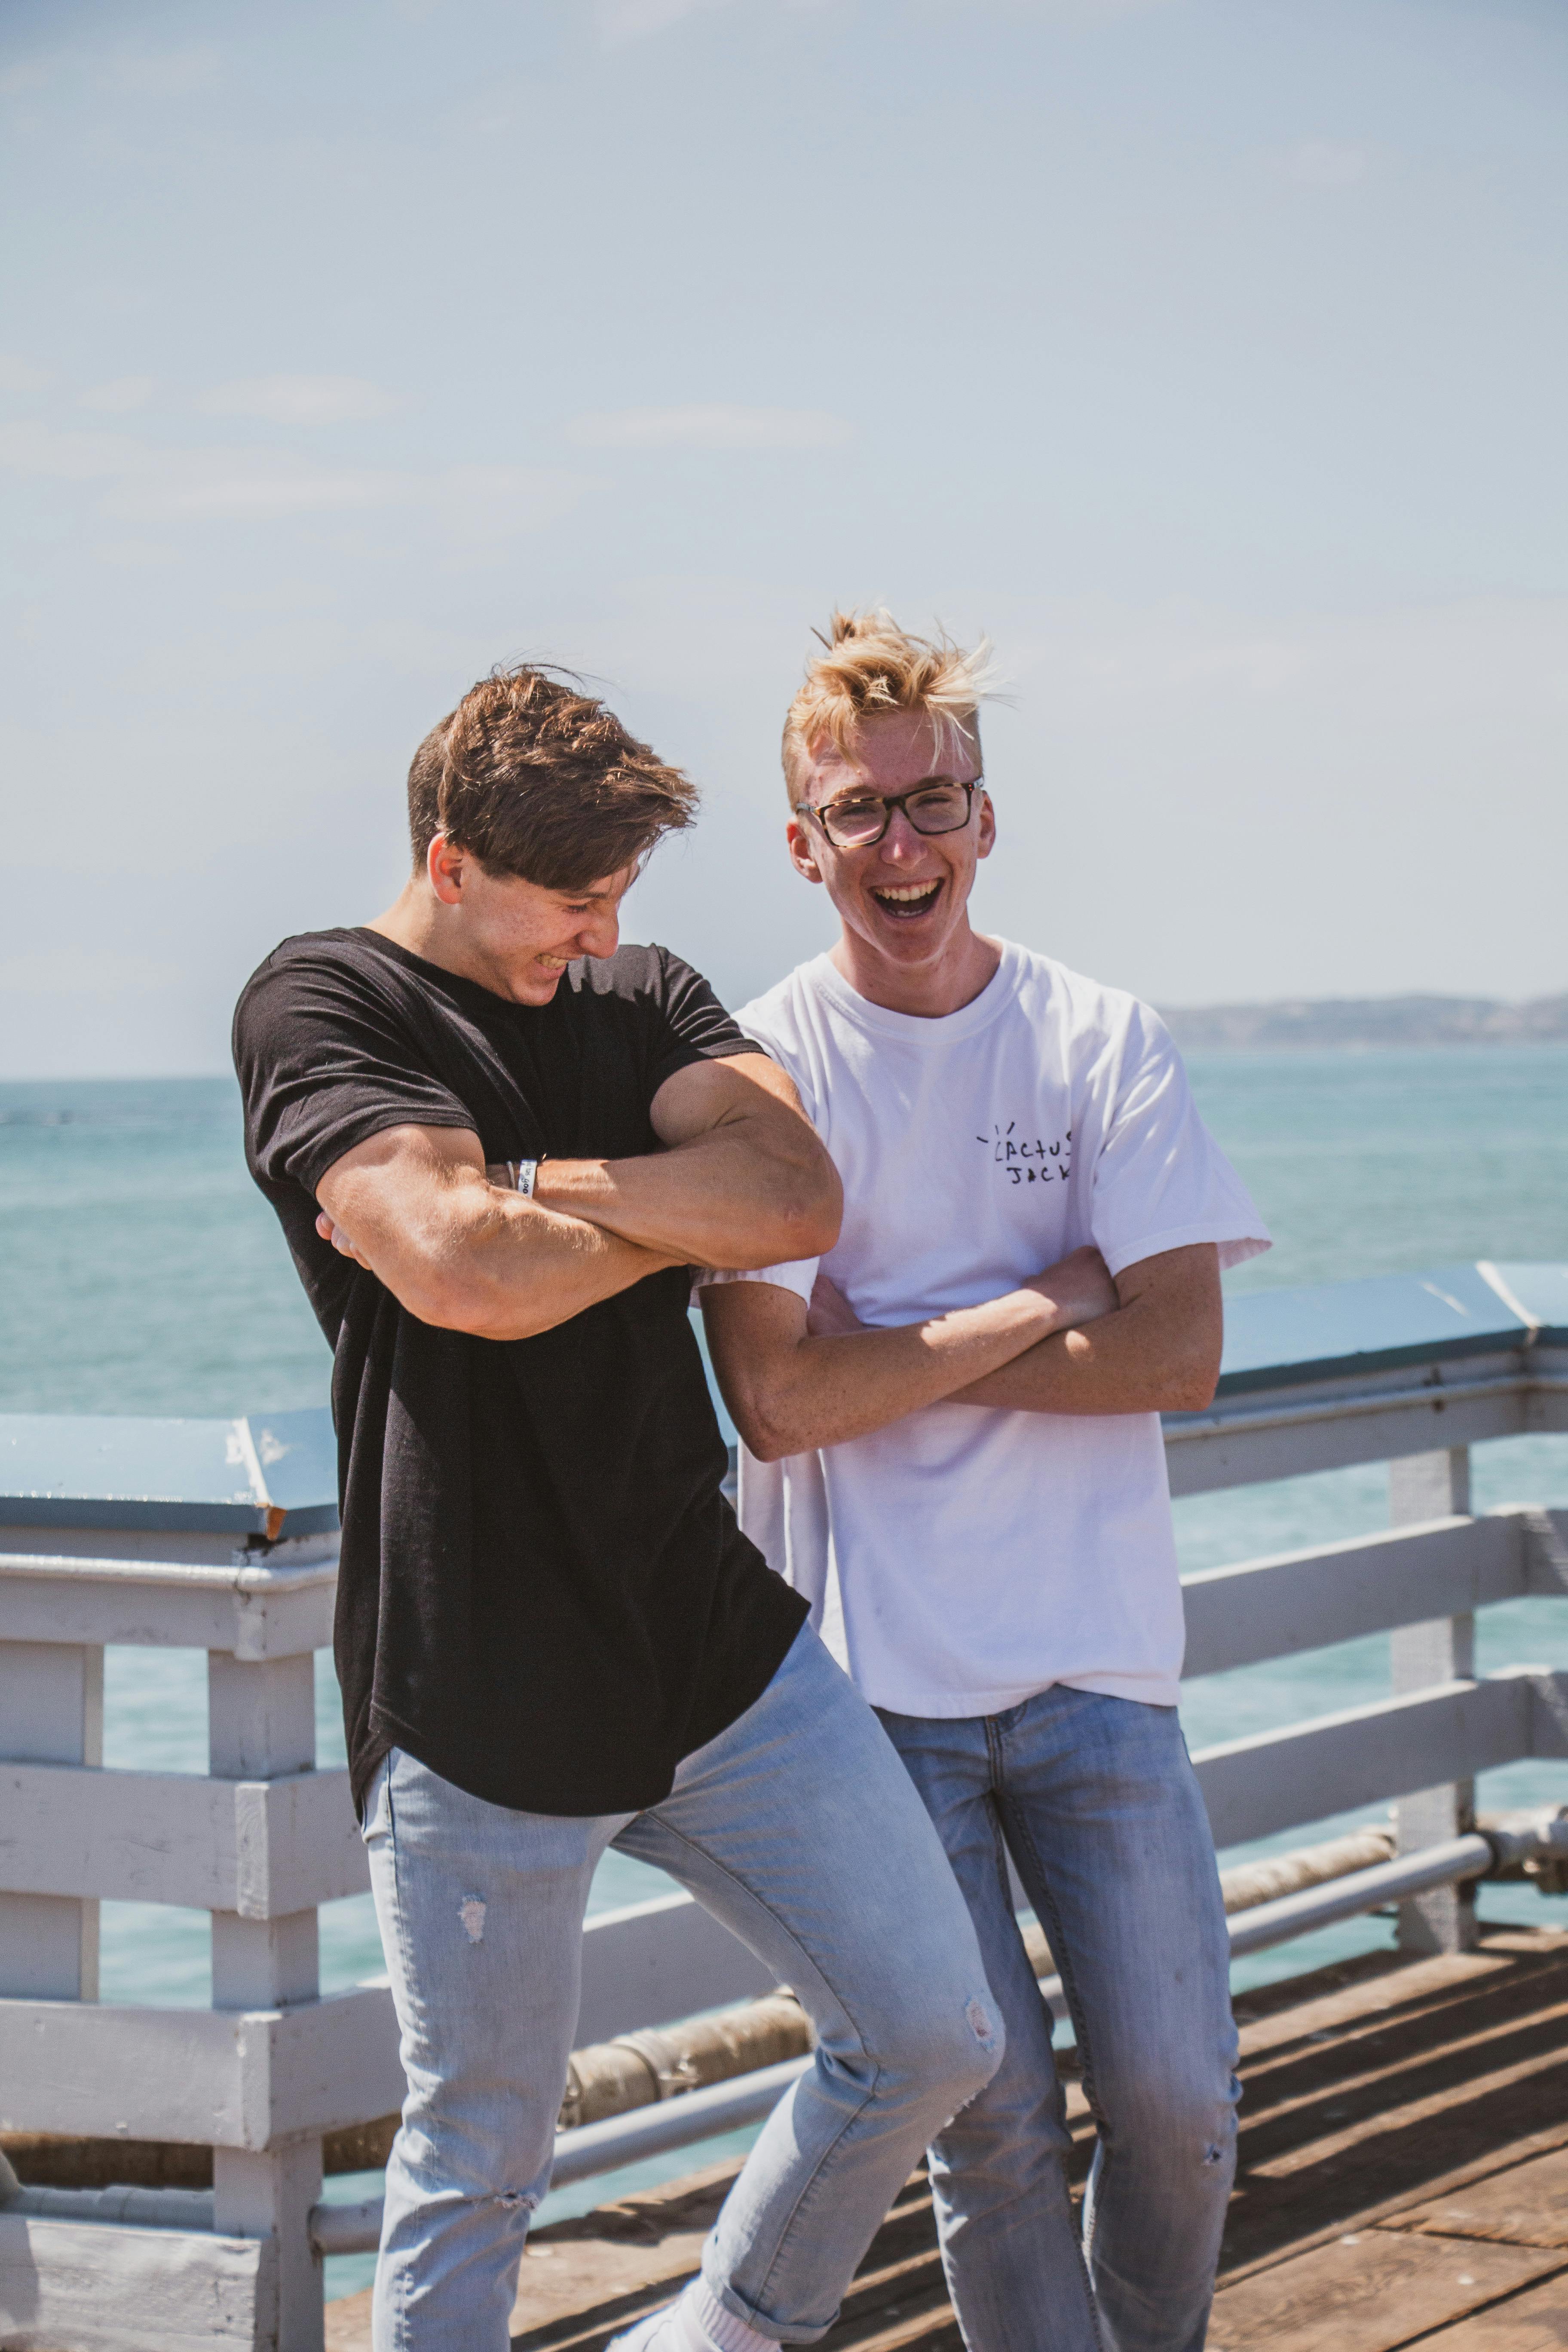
[[315, 1208, 368, 1265]]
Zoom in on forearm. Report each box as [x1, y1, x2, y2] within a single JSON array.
[[709, 1288, 1064, 1462], [534, 1125, 837, 1271], [321, 1152, 678, 1341], [951, 1287, 1221, 1416], [433, 1192, 680, 1340]]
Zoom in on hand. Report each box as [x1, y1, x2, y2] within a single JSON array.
[[1023, 1244, 1118, 1333], [806, 1272, 864, 1339], [315, 1208, 375, 1269]]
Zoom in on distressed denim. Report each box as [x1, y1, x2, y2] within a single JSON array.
[[362, 1623, 1001, 2351], [877, 1686, 1240, 2352]]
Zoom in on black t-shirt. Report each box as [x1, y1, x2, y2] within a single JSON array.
[[232, 927, 807, 1819]]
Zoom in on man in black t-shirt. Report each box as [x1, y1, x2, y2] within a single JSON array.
[[233, 666, 999, 2352]]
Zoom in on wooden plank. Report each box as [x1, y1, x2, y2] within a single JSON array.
[[0, 1982, 402, 2148], [1207, 2232, 1564, 2351], [1194, 1674, 1535, 1847], [1383, 2147, 1568, 2249], [0, 1759, 368, 1915], [1415, 2272, 1568, 2346], [1222, 2009, 1568, 2271], [0, 2211, 273, 2352], [1182, 1513, 1522, 1680]]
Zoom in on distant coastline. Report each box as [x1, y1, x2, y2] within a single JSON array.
[[1159, 993, 1568, 1052]]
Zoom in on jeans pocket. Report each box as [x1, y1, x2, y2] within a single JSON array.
[[360, 1747, 398, 1846]]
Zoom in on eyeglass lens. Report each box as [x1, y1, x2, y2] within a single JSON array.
[[818, 782, 974, 847]]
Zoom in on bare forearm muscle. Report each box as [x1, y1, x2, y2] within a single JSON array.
[[950, 1245, 1222, 1416], [316, 1127, 677, 1342], [701, 1257, 1100, 1463], [535, 1054, 841, 1272]]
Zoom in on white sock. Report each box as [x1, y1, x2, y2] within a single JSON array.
[[681, 2278, 782, 2352]]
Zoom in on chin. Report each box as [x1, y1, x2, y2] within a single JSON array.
[[512, 969, 566, 1003], [864, 914, 951, 958]]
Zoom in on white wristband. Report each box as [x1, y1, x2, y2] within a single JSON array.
[[509, 1159, 539, 1198]]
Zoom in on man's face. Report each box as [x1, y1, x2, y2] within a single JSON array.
[[786, 710, 993, 977], [427, 837, 634, 1004]]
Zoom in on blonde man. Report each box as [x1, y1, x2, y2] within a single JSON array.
[[698, 613, 1270, 2352]]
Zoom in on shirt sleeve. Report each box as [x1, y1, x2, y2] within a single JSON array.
[[233, 949, 477, 1199], [643, 949, 769, 1098], [692, 1259, 820, 1308], [1089, 1003, 1271, 1280]]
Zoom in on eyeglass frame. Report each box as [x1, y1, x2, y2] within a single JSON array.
[[797, 775, 985, 850]]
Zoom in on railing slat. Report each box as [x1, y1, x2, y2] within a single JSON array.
[[0, 1762, 366, 1915], [1191, 1671, 1553, 1848], [1182, 1510, 1523, 1678], [0, 1984, 402, 2148]]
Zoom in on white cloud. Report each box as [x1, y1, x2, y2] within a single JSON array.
[[0, 357, 52, 395], [80, 375, 156, 413], [0, 950, 181, 1001], [566, 404, 854, 451], [0, 418, 588, 530], [1276, 140, 1368, 189], [195, 375, 400, 426]]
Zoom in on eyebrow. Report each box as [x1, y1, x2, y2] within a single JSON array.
[[817, 770, 977, 802]]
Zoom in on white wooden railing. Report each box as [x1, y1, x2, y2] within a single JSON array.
[[1, 1266, 1565, 2350]]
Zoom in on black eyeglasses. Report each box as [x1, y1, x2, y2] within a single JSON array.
[[800, 778, 983, 850]]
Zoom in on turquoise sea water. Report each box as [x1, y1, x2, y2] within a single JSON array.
[[3, 1048, 1567, 2289]]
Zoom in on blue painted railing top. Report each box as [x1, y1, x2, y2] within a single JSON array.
[[1213, 1261, 1568, 1398], [0, 1407, 338, 1536], [0, 1264, 1562, 1534]]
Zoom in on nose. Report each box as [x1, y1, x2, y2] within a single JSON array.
[[579, 909, 620, 960], [878, 809, 927, 863]]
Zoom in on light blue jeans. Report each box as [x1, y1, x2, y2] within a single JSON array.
[[878, 1686, 1240, 2352], [362, 1625, 1001, 2350]]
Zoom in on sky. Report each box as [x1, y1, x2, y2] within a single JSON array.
[[1, 0, 1565, 1078]]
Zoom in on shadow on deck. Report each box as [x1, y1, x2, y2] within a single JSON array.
[[327, 1926, 1568, 2352]]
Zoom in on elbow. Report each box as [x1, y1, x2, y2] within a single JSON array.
[[742, 1421, 795, 1466], [406, 1268, 554, 1345], [1163, 1346, 1222, 1415], [767, 1156, 843, 1264], [724, 1384, 798, 1466]]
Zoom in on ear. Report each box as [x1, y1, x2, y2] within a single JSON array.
[[427, 834, 466, 905], [786, 813, 825, 886], [975, 791, 996, 864]]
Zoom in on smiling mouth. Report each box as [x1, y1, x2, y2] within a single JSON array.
[[871, 880, 943, 920]]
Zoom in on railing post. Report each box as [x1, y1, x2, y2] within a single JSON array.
[[0, 1638, 102, 1999], [208, 1649, 326, 2352], [1389, 1446, 1478, 1955]]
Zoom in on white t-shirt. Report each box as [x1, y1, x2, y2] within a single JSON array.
[[700, 942, 1270, 1718]]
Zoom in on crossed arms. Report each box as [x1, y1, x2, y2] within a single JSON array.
[[312, 1054, 843, 1343], [311, 1037, 1222, 1443], [699, 1242, 1224, 1463]]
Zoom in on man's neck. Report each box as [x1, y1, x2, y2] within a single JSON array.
[[828, 921, 1003, 1019], [368, 882, 483, 989]]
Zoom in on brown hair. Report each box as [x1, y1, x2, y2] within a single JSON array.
[[407, 665, 699, 889], [781, 608, 997, 805]]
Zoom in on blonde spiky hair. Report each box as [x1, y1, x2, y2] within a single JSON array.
[[781, 607, 998, 805]]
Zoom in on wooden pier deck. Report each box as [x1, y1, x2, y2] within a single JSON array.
[[325, 1924, 1568, 2352]]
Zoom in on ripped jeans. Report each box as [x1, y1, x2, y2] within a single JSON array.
[[362, 1624, 1001, 2352], [878, 1687, 1240, 2352]]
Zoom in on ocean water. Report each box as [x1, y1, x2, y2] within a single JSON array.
[[3, 1048, 1567, 2288]]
